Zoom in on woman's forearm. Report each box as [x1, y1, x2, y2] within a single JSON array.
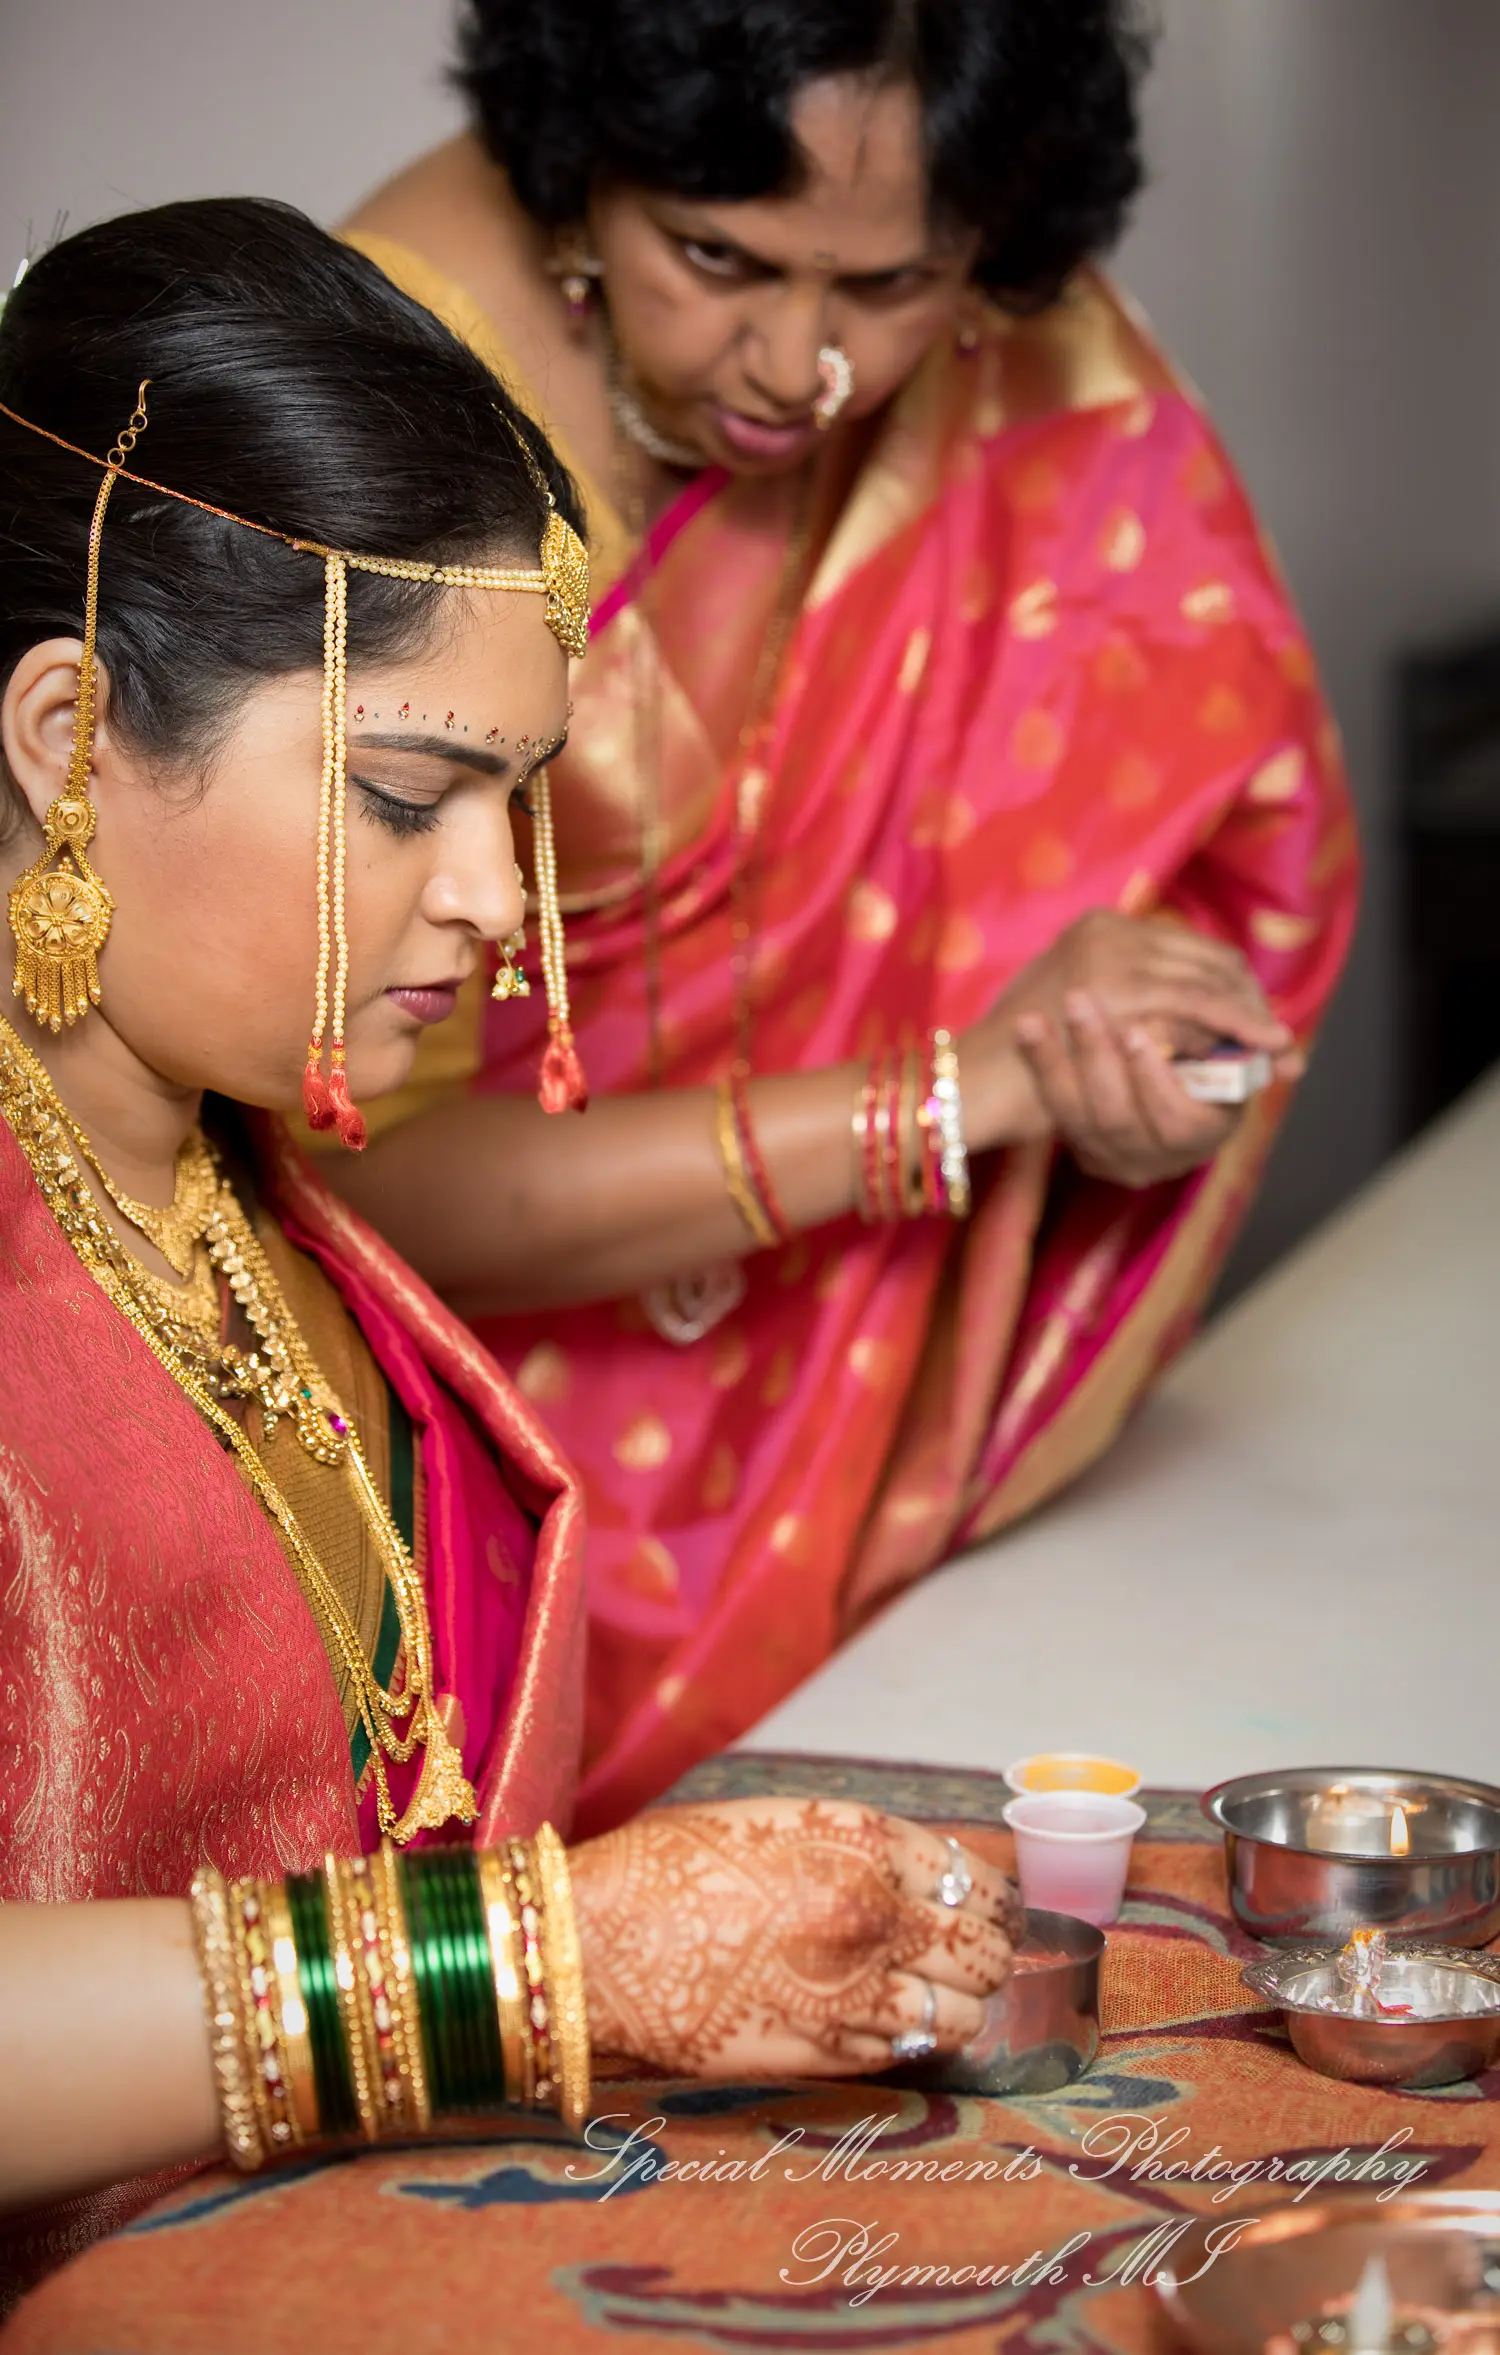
[[0, 1901, 221, 2213], [330, 1047, 1041, 1316]]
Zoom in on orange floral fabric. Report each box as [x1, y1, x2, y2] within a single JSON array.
[[9, 1762, 1494, 2355]]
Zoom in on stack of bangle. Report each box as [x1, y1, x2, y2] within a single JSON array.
[[852, 1029, 971, 1224], [714, 1069, 793, 1250], [189, 1828, 590, 2171]]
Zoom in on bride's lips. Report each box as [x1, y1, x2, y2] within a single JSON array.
[[385, 981, 462, 1026], [710, 404, 820, 462]]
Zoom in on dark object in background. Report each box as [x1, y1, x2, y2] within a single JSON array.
[[1398, 626, 1500, 1137]]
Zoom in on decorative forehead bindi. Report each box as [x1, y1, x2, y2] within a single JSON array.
[[348, 703, 507, 745]]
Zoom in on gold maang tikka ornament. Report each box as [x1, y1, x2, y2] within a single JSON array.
[[7, 383, 150, 1030], [0, 385, 592, 1135]]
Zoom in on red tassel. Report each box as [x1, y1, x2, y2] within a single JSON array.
[[326, 1063, 368, 1152], [303, 1057, 335, 1129], [538, 1030, 589, 1115]]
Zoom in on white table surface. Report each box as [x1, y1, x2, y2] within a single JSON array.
[[741, 1073, 1499, 1789]]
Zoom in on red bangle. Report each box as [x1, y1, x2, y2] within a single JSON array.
[[728, 1068, 793, 1245], [855, 1052, 884, 1222], [871, 1059, 894, 1224]]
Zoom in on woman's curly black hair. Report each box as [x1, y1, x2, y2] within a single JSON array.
[[456, 0, 1152, 313]]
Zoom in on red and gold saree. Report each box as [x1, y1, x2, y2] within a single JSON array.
[[350, 237, 1359, 1840], [0, 1111, 586, 1902], [0, 1087, 587, 2296]]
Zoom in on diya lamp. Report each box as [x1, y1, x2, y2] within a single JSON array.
[[1242, 1929, 1500, 2088], [1265, 2256, 1447, 2355], [1203, 1768, 1500, 1948]]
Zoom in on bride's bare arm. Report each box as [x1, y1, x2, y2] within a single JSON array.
[[0, 1899, 219, 2212], [0, 1804, 1017, 2212]]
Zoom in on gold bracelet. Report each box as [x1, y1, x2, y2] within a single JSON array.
[[896, 1048, 927, 1218], [261, 1877, 318, 2145], [324, 1853, 379, 2141], [476, 1846, 529, 2107], [189, 1865, 265, 2172], [533, 1824, 592, 2133], [507, 1837, 549, 2108], [346, 1848, 408, 2138], [373, 1839, 430, 2134], [228, 1877, 299, 2157], [713, 1075, 778, 1249]]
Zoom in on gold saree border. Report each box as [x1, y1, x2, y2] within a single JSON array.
[[965, 1093, 1278, 1541]]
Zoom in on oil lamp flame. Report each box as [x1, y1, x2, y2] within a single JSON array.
[[1390, 1804, 1411, 1858]]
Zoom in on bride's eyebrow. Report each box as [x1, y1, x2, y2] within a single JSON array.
[[350, 729, 510, 777]]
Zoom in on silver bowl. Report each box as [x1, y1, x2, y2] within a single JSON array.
[[886, 1907, 1102, 2096], [1204, 1767, 1500, 1947], [1243, 1943, 1500, 2087], [1154, 2192, 1500, 2355]]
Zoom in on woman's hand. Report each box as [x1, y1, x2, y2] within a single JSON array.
[[995, 909, 1295, 1062], [568, 1798, 1019, 2079], [961, 910, 1305, 1186], [1015, 994, 1256, 1187]]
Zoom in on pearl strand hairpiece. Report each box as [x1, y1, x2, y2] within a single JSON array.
[[0, 384, 592, 1140]]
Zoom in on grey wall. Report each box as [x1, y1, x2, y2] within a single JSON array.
[[1119, 0, 1500, 1276], [4, 0, 1498, 1280]]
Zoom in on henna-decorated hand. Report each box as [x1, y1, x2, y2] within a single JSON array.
[[567, 1799, 1019, 2079]]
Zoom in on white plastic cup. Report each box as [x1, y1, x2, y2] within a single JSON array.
[[1002, 1791, 1147, 1928]]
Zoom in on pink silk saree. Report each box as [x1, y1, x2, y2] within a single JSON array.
[[353, 240, 1360, 1841]]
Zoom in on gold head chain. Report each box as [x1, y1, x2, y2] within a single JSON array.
[[0, 385, 591, 1140]]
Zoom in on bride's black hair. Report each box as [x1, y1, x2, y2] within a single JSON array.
[[457, 0, 1150, 314], [0, 195, 581, 774]]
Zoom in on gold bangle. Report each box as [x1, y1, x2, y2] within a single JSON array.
[[896, 1049, 926, 1218], [476, 1846, 529, 2107], [228, 1877, 299, 2157], [261, 1877, 318, 2145], [324, 1853, 379, 2141], [533, 1824, 592, 2134], [507, 1837, 549, 2108], [713, 1075, 778, 1249], [189, 1865, 265, 2172], [373, 1839, 430, 2134], [346, 1849, 407, 2138]]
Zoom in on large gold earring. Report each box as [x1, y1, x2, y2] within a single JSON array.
[[8, 795, 115, 1031], [8, 381, 148, 1030]]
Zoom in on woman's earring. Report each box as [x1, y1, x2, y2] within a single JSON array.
[[813, 345, 854, 430], [9, 792, 114, 1032], [7, 384, 149, 1031], [492, 862, 532, 1002], [548, 234, 603, 329], [956, 301, 984, 356]]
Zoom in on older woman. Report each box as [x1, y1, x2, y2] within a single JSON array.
[[0, 198, 1015, 2304], [339, 0, 1358, 1835]]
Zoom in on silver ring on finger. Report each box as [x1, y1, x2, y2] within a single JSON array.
[[935, 1836, 973, 1910], [889, 1978, 939, 2064]]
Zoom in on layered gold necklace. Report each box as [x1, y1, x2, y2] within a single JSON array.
[[0, 1014, 475, 1843]]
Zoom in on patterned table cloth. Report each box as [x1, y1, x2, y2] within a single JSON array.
[[8, 1753, 1499, 2355]]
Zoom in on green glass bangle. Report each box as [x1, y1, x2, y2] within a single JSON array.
[[429, 1853, 500, 2113], [286, 1867, 356, 2139], [402, 1853, 458, 2117], [443, 1851, 507, 2111]]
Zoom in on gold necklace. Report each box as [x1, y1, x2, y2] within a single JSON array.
[[0, 1015, 475, 1843], [70, 1126, 220, 1277]]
